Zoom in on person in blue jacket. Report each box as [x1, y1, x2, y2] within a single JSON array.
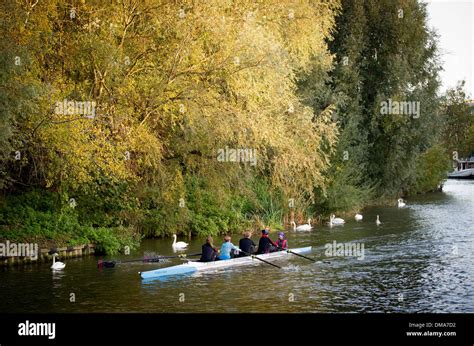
[[219, 235, 239, 260]]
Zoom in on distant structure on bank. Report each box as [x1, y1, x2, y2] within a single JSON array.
[[448, 100, 474, 179], [448, 153, 474, 179]]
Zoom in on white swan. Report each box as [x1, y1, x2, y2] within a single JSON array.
[[329, 214, 345, 226], [397, 198, 406, 208], [376, 215, 382, 226], [51, 253, 65, 270], [355, 213, 363, 221], [291, 219, 312, 231], [172, 234, 188, 249]]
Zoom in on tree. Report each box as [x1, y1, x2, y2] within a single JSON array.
[[0, 0, 342, 243], [316, 0, 443, 207], [442, 81, 473, 159]]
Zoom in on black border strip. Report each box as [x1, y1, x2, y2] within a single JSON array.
[[0, 313, 473, 345]]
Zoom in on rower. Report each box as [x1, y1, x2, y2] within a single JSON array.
[[218, 235, 239, 260], [256, 228, 278, 254], [199, 236, 218, 262], [238, 231, 256, 257], [275, 232, 288, 250]]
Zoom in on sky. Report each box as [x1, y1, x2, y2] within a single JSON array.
[[424, 0, 473, 98]]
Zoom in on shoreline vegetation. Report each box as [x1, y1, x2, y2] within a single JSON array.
[[1, 1, 472, 255]]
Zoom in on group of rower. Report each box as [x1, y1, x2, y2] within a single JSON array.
[[199, 228, 288, 262]]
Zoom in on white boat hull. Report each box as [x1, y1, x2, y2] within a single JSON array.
[[139, 246, 312, 280], [447, 168, 474, 179]]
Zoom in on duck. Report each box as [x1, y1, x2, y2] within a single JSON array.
[[329, 214, 345, 226], [355, 213, 363, 221], [376, 215, 382, 226], [172, 234, 189, 249], [290, 219, 312, 231], [397, 198, 406, 208], [50, 253, 66, 270]]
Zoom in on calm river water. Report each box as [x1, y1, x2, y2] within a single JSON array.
[[1, 179, 473, 313]]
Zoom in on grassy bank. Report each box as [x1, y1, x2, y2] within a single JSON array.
[[0, 190, 140, 254]]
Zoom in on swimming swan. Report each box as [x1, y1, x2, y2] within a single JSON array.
[[376, 215, 382, 226], [330, 214, 345, 226], [51, 253, 65, 270], [291, 219, 313, 231], [172, 234, 189, 249]]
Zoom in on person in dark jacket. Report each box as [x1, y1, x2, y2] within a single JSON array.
[[199, 236, 218, 262], [238, 231, 256, 256], [256, 228, 278, 254]]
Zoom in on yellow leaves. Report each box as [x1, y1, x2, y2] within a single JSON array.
[[38, 109, 137, 190], [267, 103, 339, 200], [145, 0, 342, 199], [162, 168, 185, 206], [128, 124, 163, 171], [10, 0, 341, 204]]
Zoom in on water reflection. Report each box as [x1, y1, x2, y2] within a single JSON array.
[[52, 269, 66, 282]]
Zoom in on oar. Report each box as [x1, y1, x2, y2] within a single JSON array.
[[238, 250, 281, 269], [99, 253, 202, 268], [276, 246, 331, 264]]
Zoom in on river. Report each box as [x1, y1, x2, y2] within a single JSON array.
[[1, 179, 473, 313]]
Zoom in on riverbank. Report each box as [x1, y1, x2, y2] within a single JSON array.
[[0, 190, 141, 257], [0, 243, 96, 267], [0, 185, 448, 264]]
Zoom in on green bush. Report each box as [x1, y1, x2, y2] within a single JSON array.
[[0, 190, 139, 255], [408, 145, 451, 194]]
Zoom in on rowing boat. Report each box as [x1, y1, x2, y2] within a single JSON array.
[[139, 246, 312, 280]]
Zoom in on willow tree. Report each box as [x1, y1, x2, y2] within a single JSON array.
[[1, 0, 341, 237]]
